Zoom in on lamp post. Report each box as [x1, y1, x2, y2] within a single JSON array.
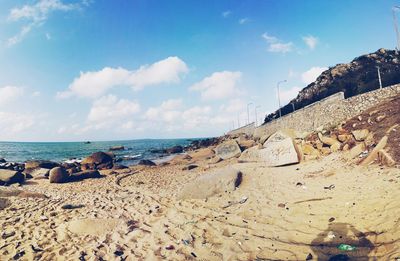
[[393, 6, 400, 52], [247, 102, 253, 125], [376, 66, 382, 89], [254, 105, 261, 126], [277, 80, 287, 118]]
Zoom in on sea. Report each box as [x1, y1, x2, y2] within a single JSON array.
[[0, 139, 199, 166]]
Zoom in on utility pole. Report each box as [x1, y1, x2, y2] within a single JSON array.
[[376, 66, 383, 89], [277, 80, 287, 118], [254, 105, 261, 126], [393, 6, 400, 52], [247, 102, 253, 125], [237, 114, 240, 128]]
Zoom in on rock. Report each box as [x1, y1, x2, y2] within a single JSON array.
[[364, 133, 375, 147], [69, 170, 101, 181], [352, 129, 369, 141], [320, 147, 331, 156], [376, 115, 386, 122], [166, 145, 183, 154], [188, 148, 215, 161], [0, 158, 6, 163], [361, 136, 388, 165], [348, 143, 366, 159], [377, 150, 396, 167], [342, 144, 350, 151], [178, 167, 242, 199], [238, 146, 262, 162], [318, 133, 340, 146], [302, 144, 320, 157], [0, 169, 25, 185], [81, 152, 114, 170], [18, 191, 48, 199], [169, 154, 192, 164], [260, 131, 301, 167], [49, 167, 69, 183], [109, 146, 124, 151], [182, 164, 198, 171], [24, 160, 59, 170], [330, 142, 341, 152], [215, 140, 242, 160], [138, 159, 156, 166], [0, 198, 11, 210], [337, 134, 352, 143], [208, 156, 222, 164], [237, 138, 256, 150]]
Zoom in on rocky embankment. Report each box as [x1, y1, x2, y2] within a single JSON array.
[[265, 48, 400, 123]]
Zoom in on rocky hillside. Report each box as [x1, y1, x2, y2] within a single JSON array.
[[264, 48, 400, 123]]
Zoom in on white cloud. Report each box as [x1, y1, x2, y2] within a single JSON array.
[[278, 86, 302, 104], [7, 0, 88, 46], [239, 18, 250, 24], [88, 95, 140, 122], [182, 106, 212, 130], [222, 10, 231, 18], [189, 71, 242, 100], [57, 56, 188, 99], [301, 66, 328, 84], [0, 112, 35, 133], [302, 35, 318, 50], [262, 33, 293, 53], [0, 86, 24, 106], [144, 98, 182, 123]]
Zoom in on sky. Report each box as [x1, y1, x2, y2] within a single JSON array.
[[0, 0, 399, 142]]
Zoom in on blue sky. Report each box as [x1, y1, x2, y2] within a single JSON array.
[[0, 0, 398, 141]]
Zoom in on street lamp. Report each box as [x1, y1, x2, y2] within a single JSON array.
[[376, 66, 383, 89], [277, 80, 287, 118], [393, 6, 400, 52], [247, 102, 253, 125], [254, 105, 261, 126]]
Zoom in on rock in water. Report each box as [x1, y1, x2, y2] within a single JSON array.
[[166, 145, 183, 154], [215, 140, 242, 160], [0, 169, 25, 185], [109, 146, 124, 151], [260, 131, 301, 167], [178, 167, 242, 199], [49, 167, 69, 183]]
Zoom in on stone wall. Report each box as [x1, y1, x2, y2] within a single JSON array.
[[227, 122, 255, 136], [254, 84, 400, 139]]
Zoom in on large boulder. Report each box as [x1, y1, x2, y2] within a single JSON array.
[[81, 152, 114, 170], [214, 140, 242, 160], [238, 145, 263, 162], [25, 160, 59, 170], [69, 170, 101, 182], [260, 131, 301, 167], [178, 167, 242, 200], [49, 167, 69, 184], [0, 169, 25, 185]]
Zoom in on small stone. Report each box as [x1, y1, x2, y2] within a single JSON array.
[[329, 217, 335, 222], [277, 203, 285, 208], [306, 253, 313, 260], [376, 115, 386, 122], [352, 129, 369, 141], [165, 245, 175, 250]]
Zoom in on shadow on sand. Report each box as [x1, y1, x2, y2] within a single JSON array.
[[310, 222, 374, 261]]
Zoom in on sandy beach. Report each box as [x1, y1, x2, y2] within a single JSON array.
[[1, 144, 399, 260]]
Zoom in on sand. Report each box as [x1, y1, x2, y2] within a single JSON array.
[[0, 151, 399, 260]]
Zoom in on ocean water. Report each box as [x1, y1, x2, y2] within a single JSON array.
[[0, 139, 198, 165]]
